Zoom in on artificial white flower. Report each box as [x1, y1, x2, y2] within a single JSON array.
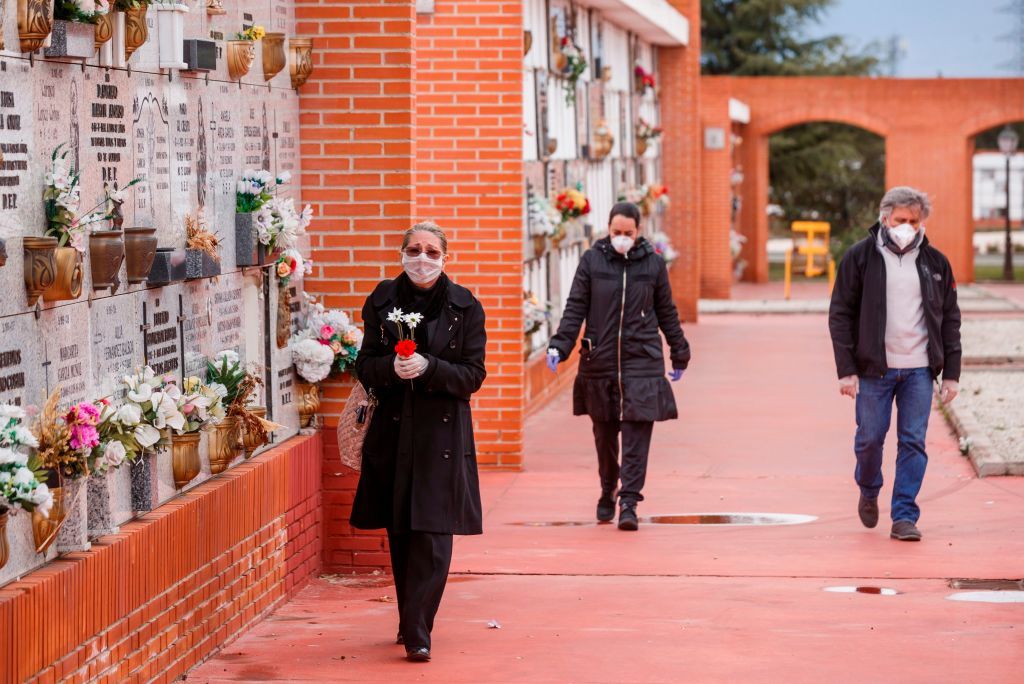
[[276, 170, 292, 184], [403, 312, 424, 329], [214, 349, 240, 368], [103, 441, 127, 469], [291, 338, 335, 384], [0, 404, 26, 420], [0, 447, 19, 465], [12, 467, 33, 486], [127, 382, 153, 404], [134, 424, 161, 448], [116, 403, 142, 426], [32, 483, 52, 519], [387, 308, 405, 323], [208, 382, 228, 399]]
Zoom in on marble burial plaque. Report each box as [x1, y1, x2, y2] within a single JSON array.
[[41, 302, 95, 410], [211, 272, 244, 357], [91, 291, 144, 399], [241, 98, 271, 171], [182, 279, 214, 379], [167, 79, 197, 247], [132, 78, 175, 245], [0, 312, 48, 408], [208, 84, 240, 270], [0, 58, 35, 240], [143, 286, 183, 381], [83, 68, 133, 228], [269, 281, 297, 432]]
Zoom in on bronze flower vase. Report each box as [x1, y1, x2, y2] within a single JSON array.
[[289, 37, 313, 89], [262, 32, 286, 81], [42, 246, 84, 302], [123, 6, 148, 61], [227, 39, 255, 80], [124, 227, 158, 284], [171, 431, 202, 489], [276, 283, 292, 348], [0, 509, 9, 570], [208, 416, 241, 474], [636, 138, 648, 157], [94, 10, 114, 51], [18, 0, 54, 52], [532, 234, 546, 259], [296, 382, 321, 429], [89, 230, 125, 291], [23, 236, 58, 306], [32, 481, 65, 554], [241, 406, 268, 459]]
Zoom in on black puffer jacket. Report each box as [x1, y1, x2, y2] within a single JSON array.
[[549, 237, 691, 422], [829, 224, 962, 381]]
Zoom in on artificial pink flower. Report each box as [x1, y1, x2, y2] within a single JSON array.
[[320, 325, 335, 339]]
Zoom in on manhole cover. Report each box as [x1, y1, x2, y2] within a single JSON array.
[[946, 591, 1024, 604], [643, 513, 817, 526], [824, 586, 900, 596], [949, 579, 1024, 591]]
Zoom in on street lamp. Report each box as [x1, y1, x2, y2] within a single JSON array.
[[997, 125, 1019, 280]]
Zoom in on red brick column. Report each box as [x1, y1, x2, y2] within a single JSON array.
[[415, 1, 525, 469], [295, 0, 417, 572], [699, 79, 734, 299], [662, 0, 703, 321]]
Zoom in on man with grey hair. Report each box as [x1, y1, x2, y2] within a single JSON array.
[[829, 186, 962, 542]]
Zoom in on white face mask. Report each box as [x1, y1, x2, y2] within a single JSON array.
[[885, 219, 920, 250], [611, 235, 635, 255], [402, 253, 444, 284]]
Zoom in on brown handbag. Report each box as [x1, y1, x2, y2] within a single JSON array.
[[335, 383, 377, 472]]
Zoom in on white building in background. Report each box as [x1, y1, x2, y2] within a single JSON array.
[[973, 152, 1024, 222]]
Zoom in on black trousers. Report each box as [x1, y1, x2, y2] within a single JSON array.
[[591, 419, 655, 504], [387, 530, 453, 650]]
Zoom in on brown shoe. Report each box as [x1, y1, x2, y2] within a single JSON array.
[[890, 520, 922, 541], [858, 494, 879, 528]]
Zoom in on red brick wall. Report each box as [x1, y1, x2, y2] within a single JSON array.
[[699, 79, 734, 299], [662, 0, 703, 321], [3, 436, 322, 684], [414, 1, 525, 468], [294, 0, 418, 573]]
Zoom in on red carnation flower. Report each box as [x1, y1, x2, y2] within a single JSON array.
[[395, 339, 417, 358]]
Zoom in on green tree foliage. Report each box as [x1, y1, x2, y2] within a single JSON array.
[[702, 0, 885, 251]]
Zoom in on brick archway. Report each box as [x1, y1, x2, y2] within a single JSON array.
[[701, 76, 1024, 286]]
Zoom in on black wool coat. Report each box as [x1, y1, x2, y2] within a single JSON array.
[[548, 237, 691, 423], [829, 224, 962, 382], [350, 277, 486, 535]]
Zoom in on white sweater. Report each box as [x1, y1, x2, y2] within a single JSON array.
[[876, 231, 930, 369]]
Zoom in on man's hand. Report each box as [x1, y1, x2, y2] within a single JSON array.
[[669, 369, 684, 382], [546, 348, 560, 373], [394, 353, 428, 380], [839, 375, 859, 399], [940, 379, 959, 404]]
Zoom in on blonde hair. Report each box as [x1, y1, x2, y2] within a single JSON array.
[[402, 221, 448, 253]]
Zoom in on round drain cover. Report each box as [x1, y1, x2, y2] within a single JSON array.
[[824, 586, 899, 596], [946, 591, 1024, 604], [644, 513, 817, 526]]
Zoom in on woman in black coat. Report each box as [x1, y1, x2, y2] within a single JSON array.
[[350, 221, 486, 662], [547, 202, 690, 531]]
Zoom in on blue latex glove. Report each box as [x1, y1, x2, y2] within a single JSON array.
[[669, 369, 684, 382], [546, 349, 560, 373]]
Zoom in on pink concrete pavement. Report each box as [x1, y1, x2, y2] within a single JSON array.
[[191, 314, 1024, 683]]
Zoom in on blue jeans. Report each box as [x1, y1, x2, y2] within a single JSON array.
[[854, 368, 933, 524]]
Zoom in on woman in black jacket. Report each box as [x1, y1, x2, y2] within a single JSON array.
[[351, 221, 486, 662], [547, 202, 690, 531]]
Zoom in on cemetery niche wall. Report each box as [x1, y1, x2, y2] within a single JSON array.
[[0, 0, 314, 586]]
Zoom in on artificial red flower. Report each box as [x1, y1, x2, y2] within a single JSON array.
[[395, 339, 417, 358]]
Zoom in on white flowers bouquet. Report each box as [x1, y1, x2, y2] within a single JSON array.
[[0, 404, 53, 518], [237, 169, 313, 253], [649, 230, 679, 265], [290, 296, 363, 381], [44, 143, 108, 253], [274, 248, 312, 287], [523, 291, 550, 335], [119, 366, 185, 449], [527, 192, 561, 238]]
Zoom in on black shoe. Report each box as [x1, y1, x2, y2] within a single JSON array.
[[890, 520, 922, 541], [396, 632, 404, 645], [858, 494, 879, 529], [597, 492, 616, 522], [406, 646, 431, 662], [617, 502, 638, 531]]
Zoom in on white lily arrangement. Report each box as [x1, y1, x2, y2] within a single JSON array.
[[0, 404, 53, 518], [236, 169, 313, 253], [289, 295, 364, 380], [527, 191, 561, 238], [120, 366, 185, 449]]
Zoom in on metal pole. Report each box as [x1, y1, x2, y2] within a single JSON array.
[[1005, 153, 1015, 281]]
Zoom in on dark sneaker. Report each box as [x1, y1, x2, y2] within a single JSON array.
[[406, 646, 431, 662], [890, 520, 922, 541], [396, 632, 404, 645], [858, 494, 879, 528], [597, 492, 616, 522], [618, 502, 639, 531]]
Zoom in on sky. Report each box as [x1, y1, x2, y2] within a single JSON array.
[[811, 0, 1019, 77]]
